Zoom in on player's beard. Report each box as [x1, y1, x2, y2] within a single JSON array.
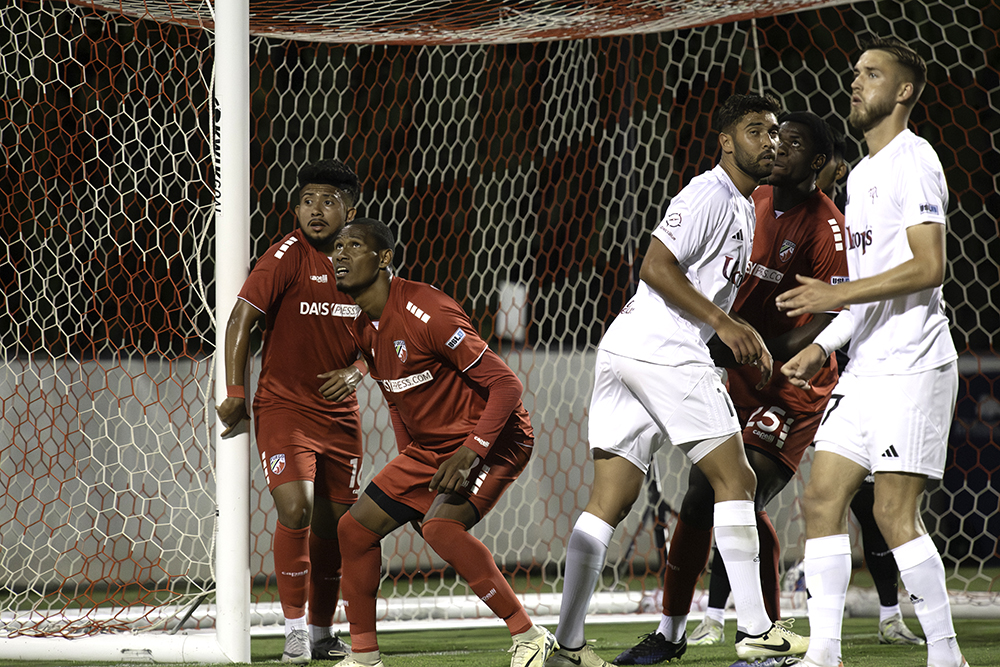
[[734, 143, 773, 182], [848, 95, 894, 132]]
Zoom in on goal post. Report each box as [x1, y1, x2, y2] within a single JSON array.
[[1, 0, 997, 662]]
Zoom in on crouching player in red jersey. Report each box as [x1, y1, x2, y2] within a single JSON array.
[[217, 158, 367, 664], [330, 218, 558, 667]]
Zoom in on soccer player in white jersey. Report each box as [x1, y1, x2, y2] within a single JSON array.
[[777, 36, 968, 667], [545, 93, 809, 667]]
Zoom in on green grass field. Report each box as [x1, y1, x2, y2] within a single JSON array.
[[2, 617, 994, 666], [239, 617, 996, 667]]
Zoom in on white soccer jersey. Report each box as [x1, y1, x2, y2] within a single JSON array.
[[600, 164, 754, 366], [843, 129, 957, 374]]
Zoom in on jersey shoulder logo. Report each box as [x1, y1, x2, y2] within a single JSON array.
[[446, 328, 466, 350], [406, 301, 431, 323], [274, 236, 298, 259], [779, 239, 796, 263], [394, 339, 408, 363]]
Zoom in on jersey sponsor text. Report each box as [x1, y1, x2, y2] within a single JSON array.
[[299, 302, 362, 317], [380, 370, 434, 393]]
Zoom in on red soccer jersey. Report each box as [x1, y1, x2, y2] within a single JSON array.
[[238, 229, 361, 418], [727, 186, 850, 413], [347, 277, 533, 456]]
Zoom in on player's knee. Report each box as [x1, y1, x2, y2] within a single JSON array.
[[276, 502, 311, 530], [337, 511, 381, 555], [420, 517, 464, 552], [586, 488, 639, 527]]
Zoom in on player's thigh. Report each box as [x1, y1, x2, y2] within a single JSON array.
[[460, 439, 533, 525], [313, 411, 365, 505], [745, 447, 793, 509], [803, 450, 869, 537], [585, 449, 648, 527], [865, 364, 957, 479], [587, 350, 664, 474], [741, 403, 820, 475]]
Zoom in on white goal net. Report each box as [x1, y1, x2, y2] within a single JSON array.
[[1, 0, 997, 661]]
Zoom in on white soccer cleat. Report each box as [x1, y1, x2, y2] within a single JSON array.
[[688, 616, 725, 645], [281, 628, 311, 664], [734, 619, 809, 660], [545, 643, 614, 667], [333, 654, 385, 667], [877, 613, 925, 645], [510, 625, 559, 667]]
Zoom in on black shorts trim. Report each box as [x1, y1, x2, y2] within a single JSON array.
[[366, 481, 424, 525]]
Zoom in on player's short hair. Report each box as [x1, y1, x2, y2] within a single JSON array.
[[860, 35, 927, 104], [779, 110, 834, 170], [713, 93, 782, 134], [827, 122, 847, 161], [345, 217, 395, 256], [297, 158, 361, 207]]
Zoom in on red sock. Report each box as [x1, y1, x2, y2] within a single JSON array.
[[421, 518, 532, 635], [273, 522, 310, 621], [757, 510, 781, 621], [308, 531, 342, 627], [338, 512, 383, 653], [663, 516, 713, 616]]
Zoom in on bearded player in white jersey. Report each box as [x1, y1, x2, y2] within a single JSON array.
[[777, 36, 968, 667], [545, 93, 810, 667]]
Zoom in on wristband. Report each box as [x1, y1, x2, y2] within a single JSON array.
[[226, 385, 245, 399], [812, 309, 854, 357]]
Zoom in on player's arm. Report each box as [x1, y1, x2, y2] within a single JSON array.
[[776, 222, 945, 316], [318, 356, 368, 402], [388, 403, 415, 453], [641, 237, 771, 384], [215, 299, 264, 436], [429, 349, 523, 494]]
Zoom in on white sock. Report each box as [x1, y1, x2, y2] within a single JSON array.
[[284, 615, 307, 635], [655, 614, 687, 642], [554, 512, 614, 650], [879, 604, 901, 623], [894, 535, 962, 667], [802, 535, 851, 667], [309, 624, 333, 642], [713, 500, 769, 635], [705, 606, 725, 624]]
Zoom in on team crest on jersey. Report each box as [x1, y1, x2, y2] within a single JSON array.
[[269, 453, 286, 475], [779, 239, 796, 263], [394, 339, 408, 363]]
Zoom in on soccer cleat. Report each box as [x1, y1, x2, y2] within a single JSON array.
[[313, 632, 352, 660], [688, 616, 725, 645], [282, 628, 312, 664], [510, 625, 559, 667], [332, 655, 385, 667], [545, 644, 614, 667], [734, 620, 809, 660], [613, 632, 686, 665], [782, 658, 843, 667], [877, 613, 925, 645], [729, 658, 800, 667]]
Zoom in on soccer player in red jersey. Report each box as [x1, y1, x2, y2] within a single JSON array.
[[330, 218, 557, 667], [615, 112, 847, 665], [216, 158, 367, 664]]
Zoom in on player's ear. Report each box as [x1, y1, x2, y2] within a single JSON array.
[[836, 162, 849, 181], [346, 207, 357, 222], [378, 248, 393, 270], [718, 131, 734, 155], [811, 153, 827, 172]]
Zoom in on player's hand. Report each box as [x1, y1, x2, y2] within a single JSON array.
[[776, 275, 842, 317], [716, 317, 772, 388], [429, 446, 479, 494], [216, 397, 248, 437], [318, 366, 364, 402], [781, 343, 827, 390]]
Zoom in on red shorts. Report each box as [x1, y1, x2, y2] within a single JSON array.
[[370, 439, 532, 521], [736, 403, 824, 472], [254, 406, 363, 504]]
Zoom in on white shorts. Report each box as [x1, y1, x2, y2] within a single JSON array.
[[587, 350, 740, 473], [813, 361, 958, 479]]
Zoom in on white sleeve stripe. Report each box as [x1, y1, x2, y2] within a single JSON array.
[[461, 344, 489, 373], [237, 295, 266, 315]]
